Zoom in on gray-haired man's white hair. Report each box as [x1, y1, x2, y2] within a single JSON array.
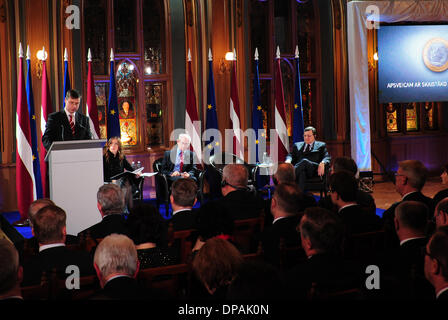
[[94, 234, 138, 278], [178, 133, 191, 143]]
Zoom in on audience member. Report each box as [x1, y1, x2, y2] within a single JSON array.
[[168, 178, 198, 231], [318, 157, 376, 214], [0, 239, 23, 301], [191, 237, 243, 299], [329, 171, 381, 236], [226, 259, 285, 300], [424, 226, 448, 300], [127, 203, 177, 269], [381, 201, 433, 299], [285, 126, 331, 191], [91, 234, 145, 300], [25, 199, 78, 255], [285, 207, 362, 299], [432, 163, 448, 208], [78, 184, 129, 239], [382, 160, 433, 247], [261, 182, 306, 266], [273, 162, 296, 185], [211, 163, 265, 220], [22, 205, 94, 286], [435, 198, 448, 228], [192, 201, 235, 252]]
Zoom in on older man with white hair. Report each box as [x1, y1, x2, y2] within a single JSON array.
[[92, 234, 141, 300], [160, 133, 198, 187]]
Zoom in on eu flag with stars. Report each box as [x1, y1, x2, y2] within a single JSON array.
[[26, 54, 43, 199], [107, 54, 121, 139], [205, 57, 219, 155], [252, 50, 264, 163], [293, 46, 305, 144]]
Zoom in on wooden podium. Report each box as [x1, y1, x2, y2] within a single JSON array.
[[45, 140, 106, 235]]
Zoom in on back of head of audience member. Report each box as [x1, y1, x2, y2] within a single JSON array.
[[425, 226, 448, 296], [0, 239, 23, 300], [28, 198, 55, 226], [271, 182, 305, 217], [94, 234, 139, 288], [394, 201, 428, 241], [329, 171, 358, 207], [226, 259, 284, 300], [127, 203, 168, 247], [32, 205, 67, 245], [299, 207, 344, 257], [395, 160, 428, 195], [332, 157, 358, 177], [192, 237, 243, 295], [435, 198, 448, 228], [170, 178, 197, 209], [221, 164, 248, 196], [97, 184, 125, 217], [273, 162, 295, 185]]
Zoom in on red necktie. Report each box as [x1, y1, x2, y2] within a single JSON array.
[[180, 151, 184, 172], [69, 114, 75, 136]]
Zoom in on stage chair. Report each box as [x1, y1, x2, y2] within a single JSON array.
[[343, 229, 386, 263], [304, 162, 330, 198], [51, 274, 100, 300]]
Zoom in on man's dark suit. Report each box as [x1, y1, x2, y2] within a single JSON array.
[[215, 189, 265, 221], [380, 237, 434, 299], [160, 148, 197, 181], [261, 215, 303, 266], [21, 246, 95, 286], [338, 204, 381, 236], [168, 209, 198, 231], [90, 277, 146, 300], [382, 191, 434, 247], [285, 141, 331, 191], [284, 253, 363, 300], [77, 214, 129, 240], [42, 110, 92, 151]]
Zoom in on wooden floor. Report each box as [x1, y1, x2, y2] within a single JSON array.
[[362, 176, 444, 210]]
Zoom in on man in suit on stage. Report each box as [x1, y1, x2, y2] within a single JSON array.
[[160, 133, 197, 186], [42, 89, 92, 151], [285, 126, 331, 192]]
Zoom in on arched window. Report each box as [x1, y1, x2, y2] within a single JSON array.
[[82, 0, 170, 150]]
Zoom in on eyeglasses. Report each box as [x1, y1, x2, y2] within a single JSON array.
[[394, 173, 405, 177]]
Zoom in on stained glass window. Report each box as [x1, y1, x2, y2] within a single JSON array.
[[145, 83, 164, 146], [406, 103, 418, 131], [296, 0, 316, 73], [386, 103, 398, 133], [116, 61, 138, 145], [114, 0, 136, 52], [143, 0, 164, 75], [424, 102, 436, 130], [95, 83, 108, 139], [84, 0, 108, 75], [250, 0, 269, 74]]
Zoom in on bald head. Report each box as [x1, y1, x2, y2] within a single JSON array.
[[222, 164, 248, 188]]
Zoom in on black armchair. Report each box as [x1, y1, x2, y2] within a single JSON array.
[[303, 162, 330, 198], [153, 158, 205, 217]]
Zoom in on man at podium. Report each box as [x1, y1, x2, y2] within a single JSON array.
[[42, 89, 92, 151]]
